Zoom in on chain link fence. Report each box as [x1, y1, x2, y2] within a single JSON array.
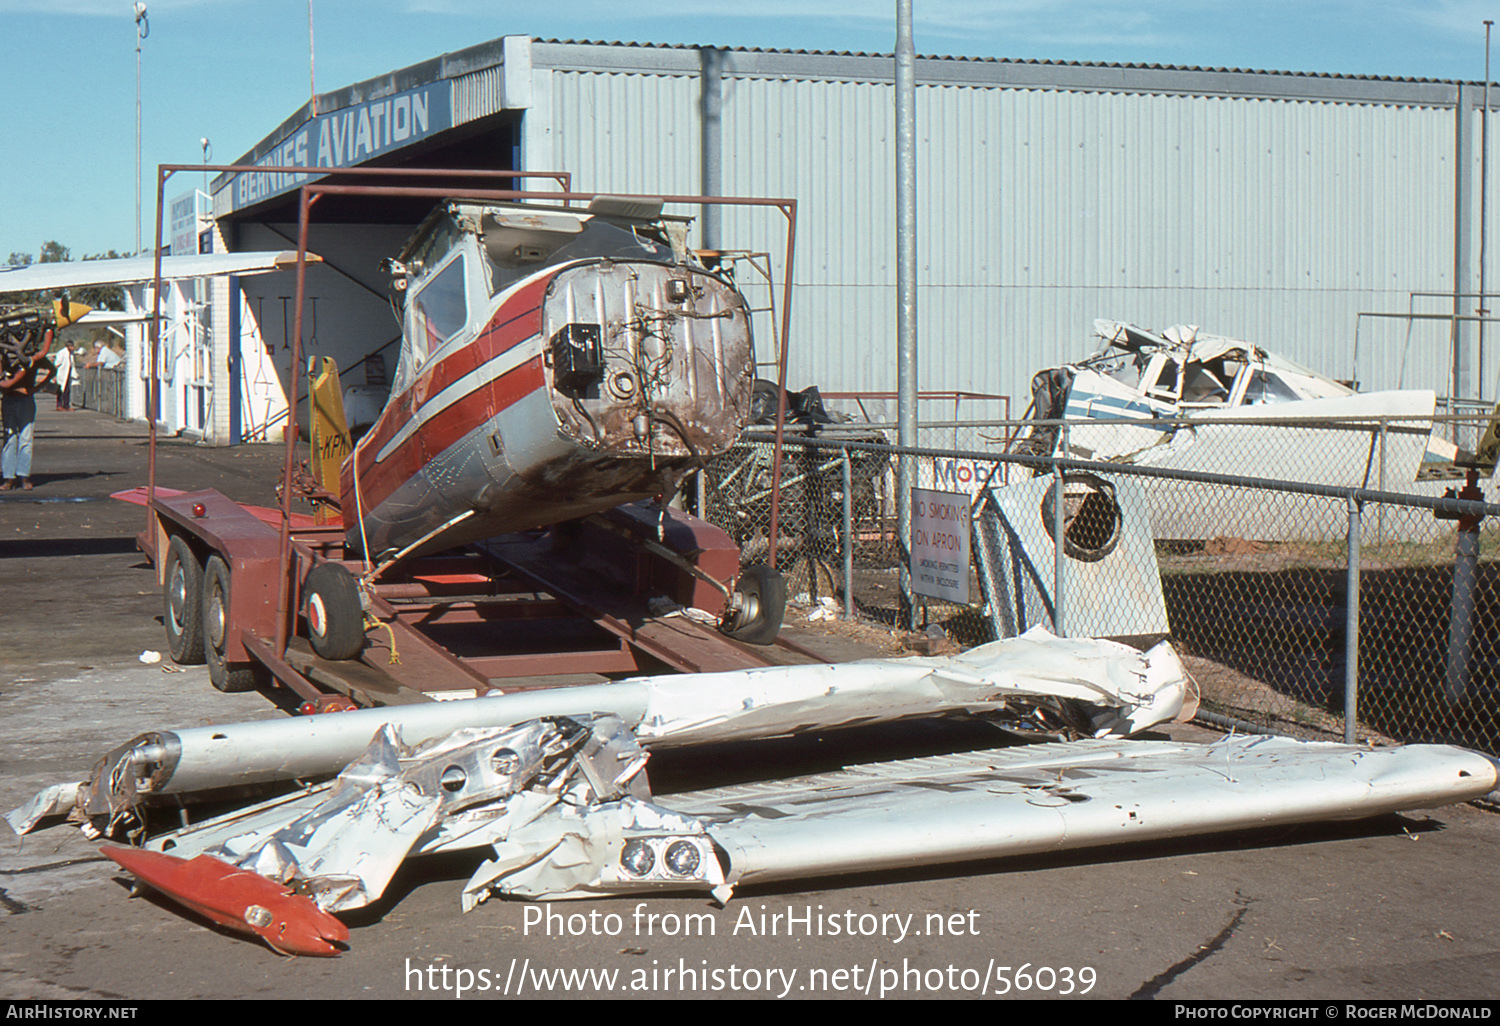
[[696, 418, 1500, 756]]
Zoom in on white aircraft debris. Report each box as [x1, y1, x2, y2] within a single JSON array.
[[7, 631, 1494, 958]]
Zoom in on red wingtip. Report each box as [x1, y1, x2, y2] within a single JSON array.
[[102, 845, 350, 957]]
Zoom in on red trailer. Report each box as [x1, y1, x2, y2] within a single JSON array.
[[128, 166, 809, 711]]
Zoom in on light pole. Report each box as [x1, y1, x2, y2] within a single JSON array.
[[134, 2, 149, 256], [895, 0, 917, 629], [307, 0, 318, 115], [1483, 20, 1493, 397]]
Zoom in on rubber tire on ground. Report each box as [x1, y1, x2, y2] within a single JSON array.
[[303, 562, 365, 661], [202, 554, 263, 693], [162, 535, 205, 665], [722, 564, 788, 645]]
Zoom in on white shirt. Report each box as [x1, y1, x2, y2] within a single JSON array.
[[53, 345, 73, 386]]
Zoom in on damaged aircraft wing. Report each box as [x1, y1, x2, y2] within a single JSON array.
[[7, 631, 1496, 957]]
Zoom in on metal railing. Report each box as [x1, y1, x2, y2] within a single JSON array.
[[78, 367, 127, 418]]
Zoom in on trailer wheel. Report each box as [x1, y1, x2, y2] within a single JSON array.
[[303, 562, 365, 661], [203, 554, 262, 693], [721, 565, 787, 645], [163, 535, 205, 665]]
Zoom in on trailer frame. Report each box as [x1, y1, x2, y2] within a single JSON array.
[[130, 165, 810, 709]]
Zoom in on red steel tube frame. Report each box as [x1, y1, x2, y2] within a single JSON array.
[[145, 164, 797, 666], [145, 165, 572, 515]]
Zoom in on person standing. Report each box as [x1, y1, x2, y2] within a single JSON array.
[[52, 340, 74, 411], [1, 347, 54, 491]]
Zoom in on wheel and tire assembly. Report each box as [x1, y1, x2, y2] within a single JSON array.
[[162, 535, 205, 665], [303, 562, 365, 661], [721, 564, 787, 645], [202, 554, 264, 693]]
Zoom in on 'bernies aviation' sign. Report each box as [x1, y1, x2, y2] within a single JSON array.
[[229, 83, 453, 211]]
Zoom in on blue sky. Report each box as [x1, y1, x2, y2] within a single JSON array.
[[4, 0, 1499, 262]]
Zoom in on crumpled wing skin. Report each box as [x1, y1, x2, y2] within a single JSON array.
[[12, 635, 1496, 958], [3, 782, 79, 836], [42, 720, 1500, 954], [7, 630, 1192, 832], [452, 734, 1498, 906]]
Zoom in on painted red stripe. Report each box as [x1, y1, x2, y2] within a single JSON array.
[[356, 381, 415, 469], [418, 277, 549, 397], [353, 274, 551, 471], [353, 357, 548, 514]]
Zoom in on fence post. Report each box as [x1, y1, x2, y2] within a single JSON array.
[[897, 447, 915, 631], [1345, 495, 1362, 745], [1377, 419, 1388, 546], [1052, 429, 1067, 637], [842, 446, 854, 621], [1445, 471, 1485, 705]]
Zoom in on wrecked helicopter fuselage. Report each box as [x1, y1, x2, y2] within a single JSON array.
[[1020, 319, 1470, 482]]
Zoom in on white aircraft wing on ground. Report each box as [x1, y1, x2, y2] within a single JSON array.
[[5, 631, 1495, 956]]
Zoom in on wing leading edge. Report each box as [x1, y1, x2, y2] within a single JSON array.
[[0, 250, 319, 294]]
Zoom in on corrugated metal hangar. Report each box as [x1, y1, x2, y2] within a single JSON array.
[[146, 36, 1496, 444]]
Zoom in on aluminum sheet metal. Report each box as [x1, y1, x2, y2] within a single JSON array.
[[669, 735, 1499, 890], [974, 473, 1170, 639]]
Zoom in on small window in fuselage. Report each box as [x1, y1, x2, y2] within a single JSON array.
[[414, 254, 469, 343], [392, 250, 470, 394]]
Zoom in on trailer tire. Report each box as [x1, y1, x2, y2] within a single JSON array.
[[303, 562, 365, 661], [203, 554, 262, 693], [722, 564, 787, 645], [163, 535, 205, 665]]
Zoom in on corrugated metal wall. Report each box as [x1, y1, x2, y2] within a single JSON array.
[[549, 72, 701, 198], [535, 48, 1474, 416]]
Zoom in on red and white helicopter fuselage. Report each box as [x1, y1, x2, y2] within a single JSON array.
[[341, 199, 756, 564]]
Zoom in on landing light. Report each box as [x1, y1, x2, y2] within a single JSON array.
[[620, 839, 655, 877], [664, 840, 700, 877]]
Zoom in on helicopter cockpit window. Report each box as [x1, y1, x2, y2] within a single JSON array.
[[393, 252, 469, 394], [1242, 369, 1303, 405]]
